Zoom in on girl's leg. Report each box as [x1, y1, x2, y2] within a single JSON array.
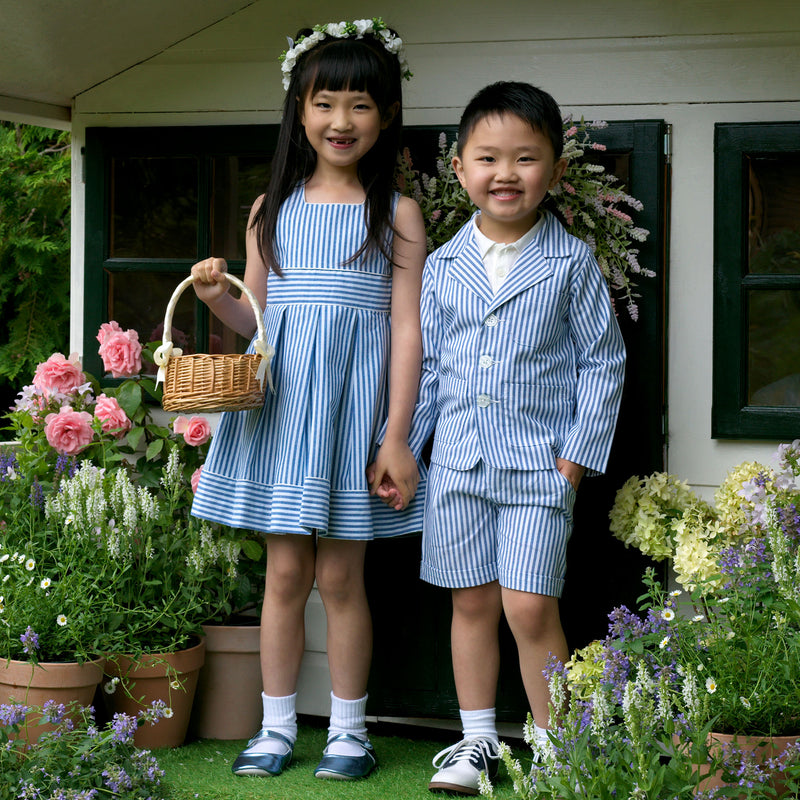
[[260, 533, 317, 695], [501, 587, 568, 730], [314, 537, 371, 700], [233, 533, 316, 777]]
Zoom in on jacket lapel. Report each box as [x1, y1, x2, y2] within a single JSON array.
[[439, 217, 494, 306]]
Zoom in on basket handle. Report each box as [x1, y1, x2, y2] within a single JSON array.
[[153, 273, 275, 394]]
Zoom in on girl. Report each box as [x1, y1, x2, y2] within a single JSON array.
[[190, 19, 425, 782]]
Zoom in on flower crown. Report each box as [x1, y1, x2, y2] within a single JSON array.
[[279, 17, 412, 91]]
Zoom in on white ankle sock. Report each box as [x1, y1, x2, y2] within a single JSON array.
[[247, 692, 296, 754], [533, 723, 550, 747], [460, 707, 499, 743], [326, 692, 368, 756]]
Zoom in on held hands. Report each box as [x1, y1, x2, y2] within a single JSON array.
[[366, 440, 419, 511], [191, 257, 230, 304]]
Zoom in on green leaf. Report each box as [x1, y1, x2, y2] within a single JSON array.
[[145, 439, 164, 460], [115, 380, 143, 418], [242, 539, 264, 561]]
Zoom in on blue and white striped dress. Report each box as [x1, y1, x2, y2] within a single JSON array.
[[191, 186, 425, 539]]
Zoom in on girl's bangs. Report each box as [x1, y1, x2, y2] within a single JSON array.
[[307, 40, 389, 105]]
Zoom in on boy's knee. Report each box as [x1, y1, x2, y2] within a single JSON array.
[[502, 591, 559, 635], [452, 583, 502, 621]]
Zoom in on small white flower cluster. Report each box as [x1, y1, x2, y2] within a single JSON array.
[[279, 17, 412, 90]]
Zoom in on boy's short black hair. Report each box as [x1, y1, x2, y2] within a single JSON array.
[[457, 81, 563, 160]]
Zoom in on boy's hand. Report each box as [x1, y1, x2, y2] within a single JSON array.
[[366, 440, 419, 511], [556, 457, 585, 492]]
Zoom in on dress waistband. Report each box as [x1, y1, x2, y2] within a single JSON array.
[[267, 268, 392, 312]]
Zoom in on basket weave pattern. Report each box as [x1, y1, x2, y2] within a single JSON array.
[[162, 353, 265, 413], [156, 273, 272, 414]]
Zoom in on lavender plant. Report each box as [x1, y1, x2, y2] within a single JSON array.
[[0, 700, 167, 800]]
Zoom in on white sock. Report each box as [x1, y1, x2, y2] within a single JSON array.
[[246, 692, 296, 754], [326, 692, 368, 756], [460, 707, 499, 744], [533, 723, 550, 747]]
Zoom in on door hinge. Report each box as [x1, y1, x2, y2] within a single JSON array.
[[664, 125, 673, 165]]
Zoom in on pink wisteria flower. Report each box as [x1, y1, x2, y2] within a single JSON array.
[[172, 415, 211, 447], [98, 324, 142, 378], [32, 353, 86, 397], [44, 406, 95, 455], [94, 393, 132, 438]]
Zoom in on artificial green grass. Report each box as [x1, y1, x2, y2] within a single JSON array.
[[157, 720, 524, 799]]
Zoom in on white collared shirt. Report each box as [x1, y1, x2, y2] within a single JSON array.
[[473, 214, 545, 295]]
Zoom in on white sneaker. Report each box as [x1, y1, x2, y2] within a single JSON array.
[[428, 736, 500, 795]]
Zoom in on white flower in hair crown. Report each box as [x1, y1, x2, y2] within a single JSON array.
[[279, 17, 412, 91]]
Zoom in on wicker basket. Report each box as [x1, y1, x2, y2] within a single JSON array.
[[154, 274, 274, 413]]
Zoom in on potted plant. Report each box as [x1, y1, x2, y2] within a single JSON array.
[[600, 440, 800, 793], [3, 323, 265, 747], [0, 448, 106, 744]]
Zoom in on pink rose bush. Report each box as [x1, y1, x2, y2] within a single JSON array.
[[32, 352, 87, 397], [94, 393, 132, 437], [172, 415, 211, 447], [9, 321, 213, 487], [97, 322, 142, 379], [44, 406, 95, 455]]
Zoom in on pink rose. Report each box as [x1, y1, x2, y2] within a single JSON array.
[[172, 415, 211, 447], [191, 466, 203, 494], [94, 393, 132, 438], [32, 353, 86, 397], [98, 328, 142, 378], [96, 320, 124, 346], [44, 406, 95, 455]]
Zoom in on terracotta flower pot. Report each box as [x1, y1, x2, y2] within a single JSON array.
[[103, 638, 205, 749], [190, 622, 263, 740], [698, 732, 800, 798], [0, 656, 105, 744]]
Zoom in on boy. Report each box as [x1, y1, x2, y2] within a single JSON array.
[[408, 81, 626, 794]]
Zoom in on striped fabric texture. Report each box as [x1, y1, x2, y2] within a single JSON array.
[[192, 187, 425, 539], [409, 211, 626, 477]]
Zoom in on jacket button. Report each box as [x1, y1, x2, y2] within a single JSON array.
[[477, 394, 493, 408], [478, 355, 494, 369], [484, 314, 498, 327]]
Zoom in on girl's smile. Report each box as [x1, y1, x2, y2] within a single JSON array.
[[301, 89, 385, 172]]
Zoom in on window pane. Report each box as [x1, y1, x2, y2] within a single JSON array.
[[748, 289, 800, 406], [110, 157, 198, 259], [106, 271, 198, 376], [209, 310, 252, 356], [210, 155, 272, 260], [748, 154, 800, 275]]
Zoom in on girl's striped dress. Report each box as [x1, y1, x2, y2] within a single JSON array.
[[191, 186, 425, 539]]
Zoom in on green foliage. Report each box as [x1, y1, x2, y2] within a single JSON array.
[[0, 123, 70, 388], [0, 702, 165, 799]]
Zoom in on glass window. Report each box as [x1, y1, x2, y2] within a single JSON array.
[[713, 123, 800, 438], [83, 126, 279, 378], [110, 157, 198, 259]]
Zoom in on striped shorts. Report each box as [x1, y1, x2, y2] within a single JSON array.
[[420, 460, 576, 596]]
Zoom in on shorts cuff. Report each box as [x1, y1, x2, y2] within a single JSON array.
[[420, 561, 498, 589], [497, 570, 564, 597]]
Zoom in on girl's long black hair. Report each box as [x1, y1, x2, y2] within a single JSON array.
[[252, 30, 404, 275]]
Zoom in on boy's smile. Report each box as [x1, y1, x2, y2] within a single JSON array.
[[452, 112, 567, 242]]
